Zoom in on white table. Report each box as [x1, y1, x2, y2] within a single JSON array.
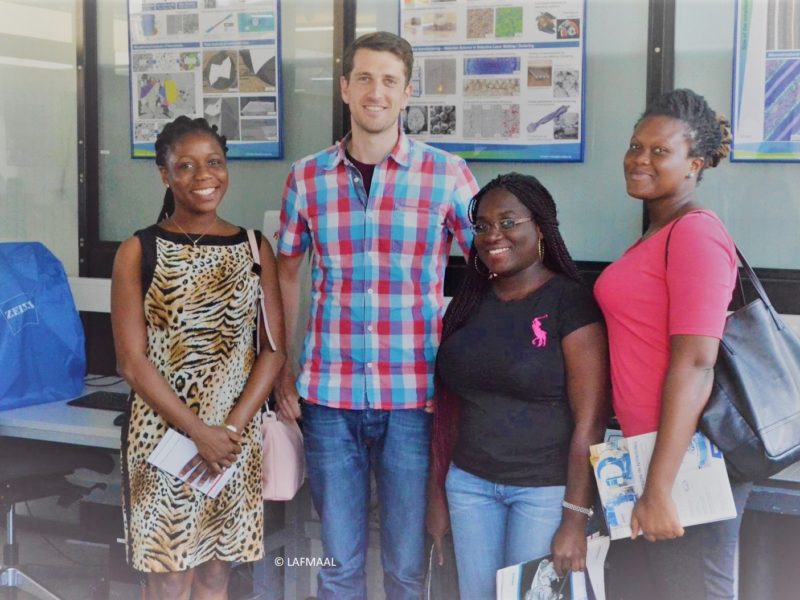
[[0, 378, 128, 450]]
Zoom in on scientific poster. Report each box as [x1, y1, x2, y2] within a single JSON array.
[[128, 0, 282, 159], [400, 0, 586, 162], [732, 0, 800, 162]]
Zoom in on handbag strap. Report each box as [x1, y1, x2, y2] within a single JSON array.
[[246, 229, 278, 354], [664, 214, 784, 330]]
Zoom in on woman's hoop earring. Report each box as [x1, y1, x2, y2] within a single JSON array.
[[473, 253, 494, 279], [538, 238, 545, 262]]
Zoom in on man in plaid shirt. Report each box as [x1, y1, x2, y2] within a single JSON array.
[[275, 31, 479, 600]]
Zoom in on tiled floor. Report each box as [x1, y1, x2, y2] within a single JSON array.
[[0, 525, 141, 599], [1, 524, 273, 599]]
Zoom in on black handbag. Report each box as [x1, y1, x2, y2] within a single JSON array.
[[699, 247, 800, 481]]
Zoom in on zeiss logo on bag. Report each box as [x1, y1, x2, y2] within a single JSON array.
[[1, 293, 38, 335]]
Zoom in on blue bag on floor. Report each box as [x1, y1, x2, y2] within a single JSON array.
[[0, 242, 85, 410]]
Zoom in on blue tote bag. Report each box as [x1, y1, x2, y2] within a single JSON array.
[[0, 242, 86, 410]]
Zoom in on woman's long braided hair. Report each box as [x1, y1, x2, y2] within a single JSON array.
[[431, 172, 583, 486], [155, 115, 228, 222]]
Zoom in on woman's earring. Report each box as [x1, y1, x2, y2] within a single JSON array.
[[538, 238, 545, 262], [685, 172, 694, 179]]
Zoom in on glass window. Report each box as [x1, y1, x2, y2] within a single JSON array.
[[675, 0, 800, 269], [97, 0, 334, 242], [0, 0, 79, 273], [358, 0, 650, 263]]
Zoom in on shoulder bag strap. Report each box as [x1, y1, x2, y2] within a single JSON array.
[[664, 211, 749, 309], [246, 229, 278, 354]]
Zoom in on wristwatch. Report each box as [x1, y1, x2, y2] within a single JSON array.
[[562, 500, 594, 518]]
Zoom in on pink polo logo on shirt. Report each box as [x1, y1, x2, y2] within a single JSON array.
[[531, 314, 549, 347]]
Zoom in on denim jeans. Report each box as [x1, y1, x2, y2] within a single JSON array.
[[301, 402, 431, 600], [445, 463, 566, 600], [607, 480, 752, 600]]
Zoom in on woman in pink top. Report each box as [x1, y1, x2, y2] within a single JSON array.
[[594, 89, 751, 599]]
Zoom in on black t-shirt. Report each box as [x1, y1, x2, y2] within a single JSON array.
[[437, 274, 602, 487], [345, 151, 376, 196]]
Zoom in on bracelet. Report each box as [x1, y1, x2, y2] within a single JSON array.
[[562, 500, 593, 518], [224, 423, 239, 434]]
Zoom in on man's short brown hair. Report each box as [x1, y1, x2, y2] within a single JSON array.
[[342, 31, 414, 84]]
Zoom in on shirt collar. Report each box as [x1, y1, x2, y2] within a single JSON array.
[[323, 126, 412, 171]]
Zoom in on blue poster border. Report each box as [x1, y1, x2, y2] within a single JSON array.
[[398, 0, 587, 163], [730, 0, 800, 163], [127, 0, 284, 160]]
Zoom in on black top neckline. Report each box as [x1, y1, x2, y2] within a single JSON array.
[[152, 224, 248, 246]]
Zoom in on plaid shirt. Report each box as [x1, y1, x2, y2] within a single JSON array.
[[278, 130, 479, 410]]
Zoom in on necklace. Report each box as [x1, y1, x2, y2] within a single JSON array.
[[170, 216, 218, 248]]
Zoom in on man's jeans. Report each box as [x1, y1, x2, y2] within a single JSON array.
[[445, 464, 565, 600], [301, 403, 431, 600]]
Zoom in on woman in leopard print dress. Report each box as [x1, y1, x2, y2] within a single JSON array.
[[111, 116, 285, 598]]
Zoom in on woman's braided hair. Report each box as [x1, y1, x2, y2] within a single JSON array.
[[638, 89, 731, 182], [431, 172, 582, 486], [155, 115, 228, 222]]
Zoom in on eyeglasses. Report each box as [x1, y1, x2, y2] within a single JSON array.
[[471, 217, 533, 236]]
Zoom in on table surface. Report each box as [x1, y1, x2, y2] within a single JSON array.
[[0, 377, 128, 450]]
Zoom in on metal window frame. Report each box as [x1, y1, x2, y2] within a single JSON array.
[[75, 0, 800, 312]]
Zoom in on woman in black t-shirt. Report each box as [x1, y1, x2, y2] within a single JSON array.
[[427, 173, 610, 600]]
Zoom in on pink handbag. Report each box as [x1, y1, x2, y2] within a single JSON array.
[[246, 230, 305, 501], [261, 408, 305, 501]]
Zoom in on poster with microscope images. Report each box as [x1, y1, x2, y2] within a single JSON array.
[[400, 0, 586, 162], [128, 0, 282, 159], [731, 0, 800, 162]]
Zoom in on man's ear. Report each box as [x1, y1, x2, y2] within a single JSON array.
[[401, 82, 414, 109], [340, 75, 351, 105]]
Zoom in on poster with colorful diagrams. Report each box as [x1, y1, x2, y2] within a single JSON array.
[[732, 0, 800, 162], [399, 0, 586, 162], [128, 0, 282, 159]]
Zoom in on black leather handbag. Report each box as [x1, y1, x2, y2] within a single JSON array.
[[665, 217, 800, 482], [698, 248, 800, 481]]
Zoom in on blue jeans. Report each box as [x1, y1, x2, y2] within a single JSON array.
[[301, 402, 431, 600], [445, 463, 565, 600]]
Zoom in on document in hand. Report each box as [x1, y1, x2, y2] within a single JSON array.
[[147, 428, 237, 498], [496, 534, 610, 600], [590, 431, 736, 540]]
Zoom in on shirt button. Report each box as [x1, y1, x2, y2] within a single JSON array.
[[367, 362, 373, 369], [354, 177, 361, 183], [367, 288, 374, 294], [367, 325, 373, 332]]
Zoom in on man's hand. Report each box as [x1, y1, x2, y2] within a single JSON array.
[[274, 366, 302, 421]]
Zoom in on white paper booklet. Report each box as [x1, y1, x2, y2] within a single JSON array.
[[147, 428, 237, 498], [590, 431, 736, 540], [496, 534, 610, 600]]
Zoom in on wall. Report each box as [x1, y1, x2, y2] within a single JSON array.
[[0, 0, 79, 273], [2, 0, 799, 275]]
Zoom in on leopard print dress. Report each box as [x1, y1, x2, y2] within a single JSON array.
[[122, 225, 264, 573]]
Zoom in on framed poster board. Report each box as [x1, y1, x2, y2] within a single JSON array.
[[128, 0, 283, 159], [399, 0, 586, 162], [732, 0, 800, 162]]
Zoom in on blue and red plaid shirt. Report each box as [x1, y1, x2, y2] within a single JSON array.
[[278, 130, 479, 410]]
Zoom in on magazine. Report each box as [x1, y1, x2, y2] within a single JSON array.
[[590, 431, 736, 540], [147, 428, 237, 498], [496, 534, 610, 600]]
